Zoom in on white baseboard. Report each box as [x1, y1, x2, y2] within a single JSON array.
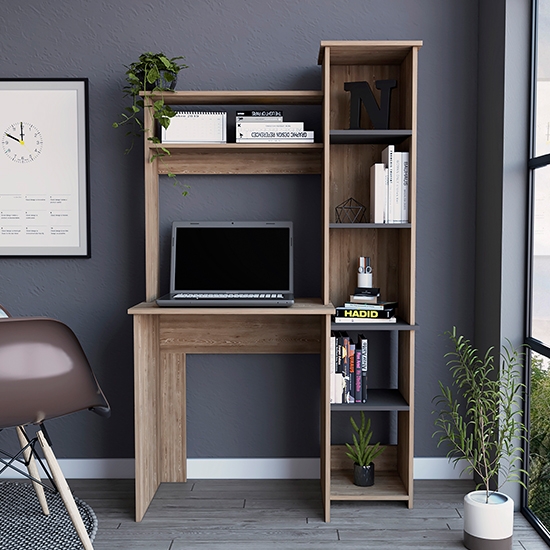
[[0, 457, 472, 480]]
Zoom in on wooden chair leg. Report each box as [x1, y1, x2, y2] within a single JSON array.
[[36, 429, 94, 550], [16, 426, 49, 515]]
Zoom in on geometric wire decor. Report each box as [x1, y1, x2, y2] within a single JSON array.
[[335, 197, 367, 223]]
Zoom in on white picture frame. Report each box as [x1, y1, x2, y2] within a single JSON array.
[[0, 79, 90, 257]]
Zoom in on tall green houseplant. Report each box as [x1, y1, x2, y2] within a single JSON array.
[[433, 327, 527, 503]]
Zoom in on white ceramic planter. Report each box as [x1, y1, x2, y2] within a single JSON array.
[[463, 491, 514, 550]]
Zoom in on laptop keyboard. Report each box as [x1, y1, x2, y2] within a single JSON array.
[[173, 293, 284, 299]]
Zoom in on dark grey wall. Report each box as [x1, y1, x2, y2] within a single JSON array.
[[0, 0, 480, 460], [475, 0, 530, 505]]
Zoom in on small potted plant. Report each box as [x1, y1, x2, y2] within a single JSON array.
[[113, 52, 188, 154], [433, 327, 527, 550], [345, 411, 384, 486]]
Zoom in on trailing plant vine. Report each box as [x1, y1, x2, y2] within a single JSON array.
[[113, 52, 189, 195]]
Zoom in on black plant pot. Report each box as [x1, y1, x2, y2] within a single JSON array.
[[354, 462, 375, 487]]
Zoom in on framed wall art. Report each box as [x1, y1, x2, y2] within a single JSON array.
[[0, 79, 90, 257]]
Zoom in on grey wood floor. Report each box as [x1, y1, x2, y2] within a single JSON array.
[[64, 478, 549, 550]]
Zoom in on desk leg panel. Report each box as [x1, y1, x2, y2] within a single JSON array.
[[134, 314, 160, 522], [159, 351, 187, 482]]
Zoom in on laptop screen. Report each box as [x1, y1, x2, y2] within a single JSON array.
[[171, 222, 293, 293]]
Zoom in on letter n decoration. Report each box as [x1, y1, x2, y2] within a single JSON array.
[[344, 80, 397, 130]]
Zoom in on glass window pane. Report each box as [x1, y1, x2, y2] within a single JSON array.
[[535, 1, 550, 156], [528, 351, 550, 530], [531, 165, 550, 344]]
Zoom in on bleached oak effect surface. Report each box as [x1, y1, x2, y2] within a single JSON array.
[[49, 479, 548, 550]]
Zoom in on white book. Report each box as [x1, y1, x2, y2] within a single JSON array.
[[236, 130, 314, 143], [330, 335, 336, 374], [331, 372, 344, 404], [381, 145, 395, 223], [237, 122, 303, 131], [393, 152, 403, 223], [370, 163, 386, 223], [401, 152, 409, 223], [161, 111, 227, 143], [236, 122, 304, 140], [236, 116, 284, 122]]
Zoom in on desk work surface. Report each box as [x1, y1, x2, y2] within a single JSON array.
[[128, 298, 335, 316]]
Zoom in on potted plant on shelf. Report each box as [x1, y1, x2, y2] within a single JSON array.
[[113, 52, 187, 150], [345, 411, 384, 487], [113, 52, 189, 194], [433, 327, 527, 550]]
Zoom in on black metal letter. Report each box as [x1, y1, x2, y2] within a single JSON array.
[[344, 80, 397, 130]]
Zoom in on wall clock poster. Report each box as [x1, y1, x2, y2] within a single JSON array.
[[0, 79, 90, 257]]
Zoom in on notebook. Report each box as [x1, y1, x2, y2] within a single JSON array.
[[156, 221, 294, 307]]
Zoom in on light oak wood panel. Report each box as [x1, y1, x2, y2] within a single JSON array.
[[134, 314, 161, 522], [129, 299, 334, 316], [329, 143, 379, 222], [321, 48, 331, 306], [155, 146, 322, 175], [143, 90, 323, 106], [159, 352, 187, 483], [401, 48, 419, 325], [159, 314, 324, 354], [318, 41, 424, 66], [330, 445, 408, 502], [328, 227, 405, 307], [329, 64, 403, 132], [143, 96, 160, 301], [330, 444, 397, 472], [397, 410, 413, 508], [320, 316, 332, 521], [330, 471, 409, 501]]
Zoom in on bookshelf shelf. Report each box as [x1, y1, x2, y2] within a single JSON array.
[[330, 319, 417, 331], [143, 90, 323, 106], [329, 129, 412, 144], [330, 469, 409, 501], [329, 444, 409, 501], [329, 223, 412, 229], [320, 40, 421, 521], [156, 145, 322, 175], [331, 389, 409, 411]]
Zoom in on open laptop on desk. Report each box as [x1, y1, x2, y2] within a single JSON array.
[[156, 221, 295, 307]]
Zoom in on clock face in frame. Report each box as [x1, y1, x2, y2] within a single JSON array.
[[2, 121, 43, 163]]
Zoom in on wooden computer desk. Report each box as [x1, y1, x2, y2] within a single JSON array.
[[128, 299, 333, 521]]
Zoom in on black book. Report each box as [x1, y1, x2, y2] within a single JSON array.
[[335, 307, 395, 319], [236, 110, 283, 117]]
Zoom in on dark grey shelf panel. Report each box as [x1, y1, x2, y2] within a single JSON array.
[[331, 318, 417, 331], [330, 129, 412, 144], [331, 389, 409, 411], [329, 223, 412, 229]]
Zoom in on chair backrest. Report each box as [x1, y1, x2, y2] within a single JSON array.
[[0, 315, 110, 429]]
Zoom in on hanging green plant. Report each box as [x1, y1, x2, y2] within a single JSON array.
[[113, 52, 189, 194]]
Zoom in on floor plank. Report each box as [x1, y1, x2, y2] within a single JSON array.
[[6, 479, 548, 550]]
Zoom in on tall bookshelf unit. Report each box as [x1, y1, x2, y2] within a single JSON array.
[[129, 40, 420, 523], [318, 41, 421, 521]]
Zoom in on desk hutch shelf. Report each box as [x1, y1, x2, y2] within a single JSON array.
[[128, 40, 421, 524]]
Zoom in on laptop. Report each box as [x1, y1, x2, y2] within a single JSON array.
[[156, 221, 295, 307]]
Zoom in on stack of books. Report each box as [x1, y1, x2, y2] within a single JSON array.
[[236, 110, 314, 143], [329, 331, 368, 404], [370, 144, 409, 223], [333, 288, 398, 324]]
